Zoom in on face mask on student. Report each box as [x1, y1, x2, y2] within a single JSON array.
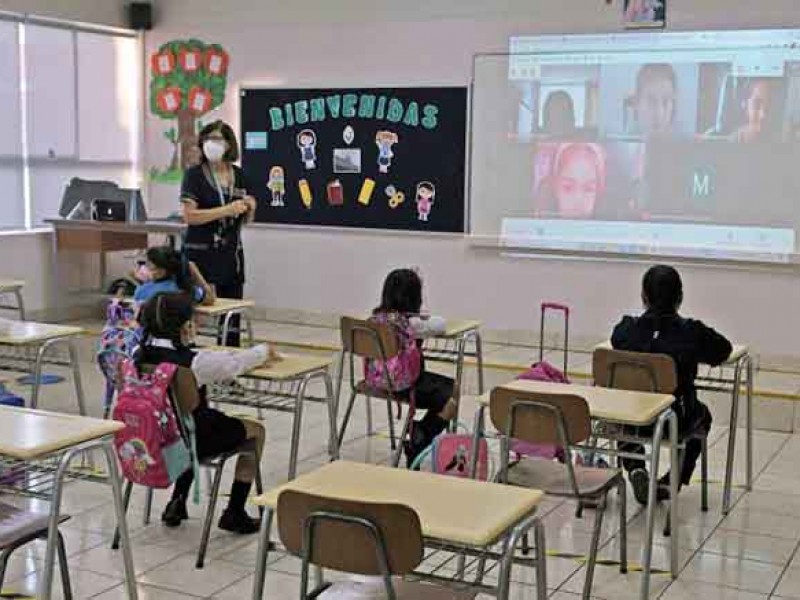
[[203, 140, 226, 163]]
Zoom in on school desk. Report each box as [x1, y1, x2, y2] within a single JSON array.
[[250, 460, 546, 600], [46, 218, 186, 320], [0, 279, 26, 320], [194, 297, 256, 347], [0, 321, 86, 414], [0, 406, 136, 600], [206, 352, 337, 480], [473, 378, 678, 600], [595, 341, 753, 515]]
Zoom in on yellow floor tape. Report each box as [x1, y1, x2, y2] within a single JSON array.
[[0, 591, 35, 599], [545, 550, 669, 574]]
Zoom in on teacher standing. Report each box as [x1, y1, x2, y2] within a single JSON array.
[[180, 120, 256, 346]]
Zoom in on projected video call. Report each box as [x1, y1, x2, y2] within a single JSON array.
[[518, 60, 800, 230]]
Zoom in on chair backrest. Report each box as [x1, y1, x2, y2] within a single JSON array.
[[340, 316, 401, 360], [277, 490, 423, 577], [489, 387, 592, 446], [592, 348, 677, 394], [140, 362, 201, 417]]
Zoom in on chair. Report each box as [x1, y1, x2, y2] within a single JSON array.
[[111, 365, 263, 569], [277, 490, 475, 599], [0, 502, 72, 599], [592, 348, 709, 515], [490, 388, 627, 600], [335, 317, 415, 467]]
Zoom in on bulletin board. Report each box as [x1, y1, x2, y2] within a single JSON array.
[[240, 87, 467, 233]]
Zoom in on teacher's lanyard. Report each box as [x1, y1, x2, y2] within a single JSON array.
[[209, 165, 232, 207]]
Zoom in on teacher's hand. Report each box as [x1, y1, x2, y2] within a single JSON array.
[[226, 200, 249, 217], [243, 196, 257, 212]]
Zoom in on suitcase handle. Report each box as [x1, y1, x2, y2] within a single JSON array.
[[539, 302, 570, 371], [541, 302, 570, 316]]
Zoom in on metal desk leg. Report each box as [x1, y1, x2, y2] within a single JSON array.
[[245, 312, 254, 348], [746, 355, 754, 491], [251, 508, 274, 600], [13, 288, 25, 321], [288, 374, 312, 480], [640, 410, 669, 600], [452, 336, 467, 431], [40, 448, 73, 599], [68, 337, 87, 417], [468, 405, 485, 480], [497, 515, 545, 600], [30, 342, 47, 409], [668, 411, 680, 578], [723, 359, 743, 515], [474, 331, 485, 395], [220, 311, 234, 347], [322, 371, 339, 461], [101, 441, 138, 600]]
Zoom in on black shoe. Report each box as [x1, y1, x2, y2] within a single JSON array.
[[162, 497, 188, 528], [629, 468, 670, 506], [218, 509, 260, 535]]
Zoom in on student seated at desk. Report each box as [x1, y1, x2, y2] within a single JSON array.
[[134, 246, 216, 307], [137, 292, 273, 534], [367, 268, 455, 466], [612, 265, 732, 505]]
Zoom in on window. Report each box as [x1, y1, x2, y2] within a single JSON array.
[[0, 14, 142, 231]]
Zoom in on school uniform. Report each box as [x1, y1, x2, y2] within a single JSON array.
[[138, 339, 267, 460], [611, 310, 732, 485], [180, 163, 253, 345]]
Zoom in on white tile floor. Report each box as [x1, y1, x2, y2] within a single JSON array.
[[1, 323, 800, 599]]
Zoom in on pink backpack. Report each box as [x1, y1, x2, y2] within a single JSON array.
[[410, 428, 490, 481], [112, 359, 192, 489], [364, 312, 422, 392]]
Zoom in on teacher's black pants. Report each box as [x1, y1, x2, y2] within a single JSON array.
[[216, 282, 244, 347]]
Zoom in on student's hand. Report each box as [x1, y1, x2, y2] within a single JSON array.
[[243, 196, 257, 212], [265, 344, 282, 365]]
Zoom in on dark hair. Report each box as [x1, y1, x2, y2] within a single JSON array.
[[138, 292, 194, 349], [542, 90, 576, 134], [642, 265, 683, 314], [198, 120, 240, 163], [146, 246, 191, 294], [375, 268, 423, 315], [635, 63, 677, 98]]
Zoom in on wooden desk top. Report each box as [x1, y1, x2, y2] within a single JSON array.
[[595, 341, 749, 366], [0, 406, 123, 460], [0, 279, 24, 293], [479, 379, 674, 427], [253, 461, 543, 547], [245, 354, 331, 381], [202, 347, 331, 381], [438, 319, 482, 339], [46, 218, 186, 235], [194, 298, 256, 316], [0, 321, 84, 345]]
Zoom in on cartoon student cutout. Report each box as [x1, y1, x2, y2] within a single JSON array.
[[297, 129, 317, 169], [416, 181, 435, 222], [267, 166, 285, 207], [375, 131, 399, 173]]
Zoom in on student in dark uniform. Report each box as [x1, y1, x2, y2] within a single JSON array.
[[180, 120, 257, 346], [136, 293, 271, 533], [612, 265, 732, 505]]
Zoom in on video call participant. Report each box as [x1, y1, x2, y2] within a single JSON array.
[[733, 78, 775, 143], [535, 142, 606, 219], [629, 63, 678, 136], [542, 90, 577, 136]]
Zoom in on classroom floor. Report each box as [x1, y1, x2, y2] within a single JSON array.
[[2, 321, 800, 599]]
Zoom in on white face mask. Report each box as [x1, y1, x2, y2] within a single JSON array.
[[203, 140, 226, 163]]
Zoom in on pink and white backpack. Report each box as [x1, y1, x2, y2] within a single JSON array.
[[112, 359, 193, 489], [364, 312, 422, 393]]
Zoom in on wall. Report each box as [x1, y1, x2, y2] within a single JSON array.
[[144, 0, 800, 358], [0, 0, 125, 26]]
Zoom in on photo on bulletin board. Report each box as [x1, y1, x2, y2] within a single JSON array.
[[240, 87, 468, 232], [624, 0, 666, 29]]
